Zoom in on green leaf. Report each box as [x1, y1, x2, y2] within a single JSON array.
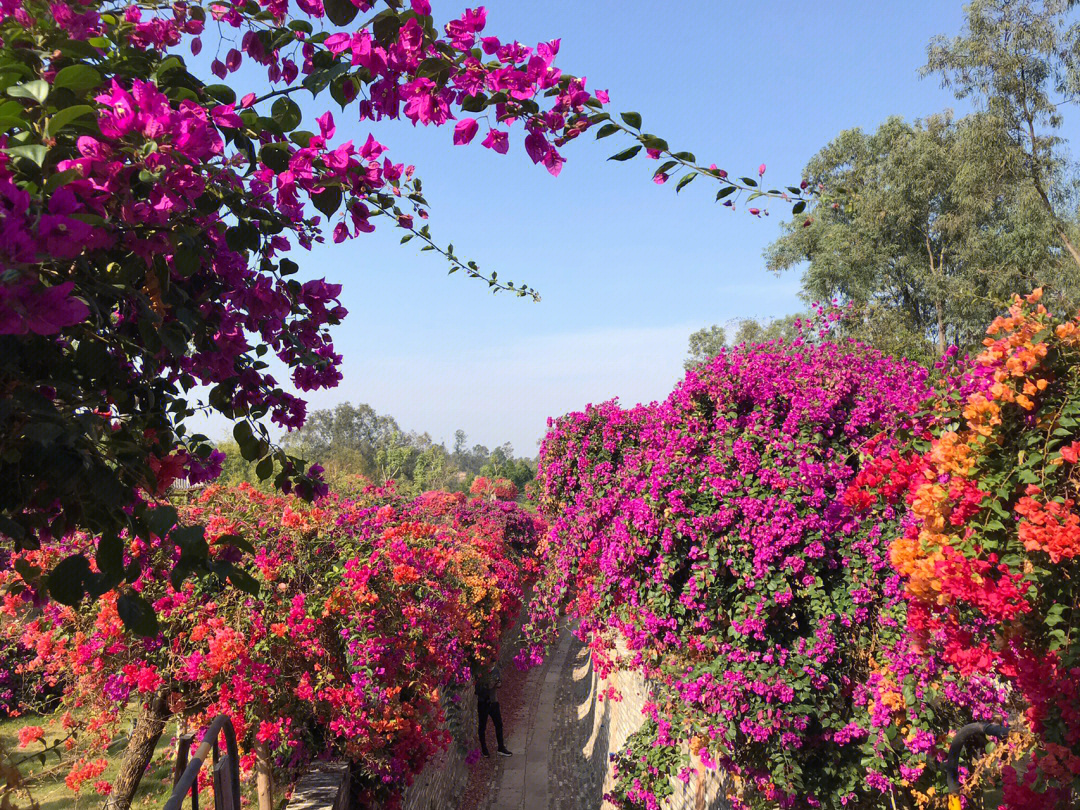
[[271, 97, 302, 131], [641, 134, 668, 151], [372, 10, 402, 46], [95, 532, 124, 578], [216, 534, 256, 555], [147, 505, 179, 538], [279, 258, 299, 276], [312, 185, 342, 217], [225, 221, 259, 252], [226, 565, 261, 597], [117, 591, 159, 637], [7, 80, 49, 104], [595, 123, 619, 139], [329, 75, 354, 108], [233, 421, 255, 450], [174, 244, 201, 277], [324, 0, 359, 25], [45, 104, 94, 137], [608, 145, 642, 161], [460, 93, 486, 113], [259, 142, 291, 173], [48, 555, 92, 605], [739, 176, 758, 187], [171, 525, 208, 557], [53, 65, 102, 96], [416, 57, 450, 81], [154, 56, 185, 80], [256, 455, 274, 480], [675, 172, 697, 192], [4, 144, 46, 166], [716, 186, 736, 200], [792, 200, 807, 215], [45, 167, 83, 192], [13, 558, 40, 583], [620, 111, 642, 129], [204, 84, 237, 105], [0, 115, 29, 133]]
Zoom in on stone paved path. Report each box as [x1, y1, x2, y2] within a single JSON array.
[[549, 633, 603, 810], [469, 620, 579, 810]]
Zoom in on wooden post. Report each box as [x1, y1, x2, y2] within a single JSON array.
[[256, 740, 274, 810]]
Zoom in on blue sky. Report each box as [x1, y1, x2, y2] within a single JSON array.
[[204, 1, 981, 455]]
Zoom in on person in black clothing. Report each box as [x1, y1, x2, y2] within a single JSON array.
[[475, 662, 512, 758]]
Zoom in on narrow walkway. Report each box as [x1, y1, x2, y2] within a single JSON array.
[[482, 623, 574, 810]]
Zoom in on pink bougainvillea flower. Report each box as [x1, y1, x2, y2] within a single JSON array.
[[210, 104, 243, 129], [453, 117, 479, 145], [316, 110, 336, 140], [482, 129, 509, 154], [95, 79, 137, 138], [17, 726, 45, 748], [0, 280, 90, 335]]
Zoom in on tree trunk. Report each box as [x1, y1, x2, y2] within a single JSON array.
[[1052, 220, 1080, 273], [935, 297, 946, 357], [103, 691, 171, 810], [922, 236, 948, 356], [1021, 99, 1080, 273], [256, 740, 274, 810]]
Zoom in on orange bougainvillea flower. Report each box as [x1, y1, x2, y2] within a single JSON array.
[[1061, 441, 1080, 464]]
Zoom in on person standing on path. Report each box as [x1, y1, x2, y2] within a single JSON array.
[[475, 660, 512, 758]]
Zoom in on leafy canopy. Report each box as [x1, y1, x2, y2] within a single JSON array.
[[0, 0, 606, 628], [766, 112, 1078, 361]]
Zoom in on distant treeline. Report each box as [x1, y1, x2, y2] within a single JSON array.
[[216, 402, 535, 496]]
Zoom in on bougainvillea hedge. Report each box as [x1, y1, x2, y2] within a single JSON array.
[[527, 304, 1080, 810], [879, 291, 1080, 808], [1, 483, 544, 808]]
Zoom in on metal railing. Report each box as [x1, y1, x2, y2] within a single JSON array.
[[944, 720, 1008, 806], [163, 715, 241, 810]]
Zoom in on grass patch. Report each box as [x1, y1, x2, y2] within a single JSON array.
[[1, 711, 175, 810]]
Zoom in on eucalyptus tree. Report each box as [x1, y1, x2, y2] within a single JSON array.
[[765, 112, 1077, 360], [925, 0, 1080, 269]]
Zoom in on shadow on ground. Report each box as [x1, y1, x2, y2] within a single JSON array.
[[549, 632, 611, 810]]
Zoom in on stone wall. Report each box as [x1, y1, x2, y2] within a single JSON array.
[[400, 617, 731, 810], [400, 591, 531, 810], [568, 638, 730, 810], [398, 679, 475, 810]]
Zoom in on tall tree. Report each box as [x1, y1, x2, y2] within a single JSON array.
[[765, 112, 1078, 360], [281, 402, 400, 479], [731, 315, 804, 345], [925, 0, 1080, 269], [683, 324, 727, 369]]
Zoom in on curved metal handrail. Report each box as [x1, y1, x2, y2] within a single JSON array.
[[163, 714, 241, 810], [945, 721, 1008, 797]]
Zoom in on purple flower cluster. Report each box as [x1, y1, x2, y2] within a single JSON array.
[[526, 337, 976, 807]]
